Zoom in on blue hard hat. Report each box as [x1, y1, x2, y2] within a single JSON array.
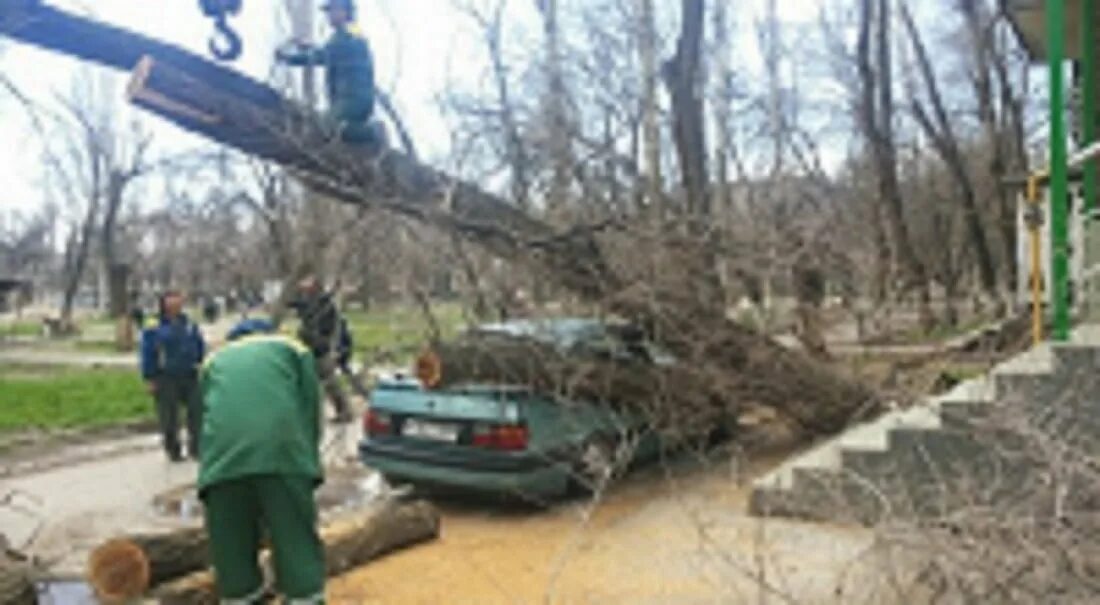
[[227, 318, 275, 341]]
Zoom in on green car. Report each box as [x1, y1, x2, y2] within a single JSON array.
[[358, 319, 668, 499]]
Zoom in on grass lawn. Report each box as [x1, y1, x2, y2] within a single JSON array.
[[0, 365, 152, 433], [345, 303, 466, 354], [280, 303, 469, 362], [0, 320, 42, 338]]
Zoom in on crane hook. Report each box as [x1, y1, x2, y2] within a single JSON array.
[[209, 16, 242, 62]]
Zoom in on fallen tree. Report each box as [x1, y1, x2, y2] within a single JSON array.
[[86, 499, 440, 603], [0, 2, 879, 434]]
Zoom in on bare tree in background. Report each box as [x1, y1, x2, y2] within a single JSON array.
[[856, 0, 933, 329], [899, 3, 1000, 316]]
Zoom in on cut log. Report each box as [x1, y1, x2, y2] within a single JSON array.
[[124, 528, 207, 588], [0, 2, 879, 434], [153, 500, 440, 604]]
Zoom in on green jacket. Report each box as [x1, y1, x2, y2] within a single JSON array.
[[279, 25, 375, 121], [198, 334, 322, 492]]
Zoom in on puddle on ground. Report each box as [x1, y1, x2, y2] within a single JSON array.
[[152, 467, 387, 522], [36, 580, 96, 605]]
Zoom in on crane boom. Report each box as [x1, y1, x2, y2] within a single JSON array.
[[0, 1, 246, 63]]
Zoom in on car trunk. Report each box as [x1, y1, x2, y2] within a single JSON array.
[[367, 375, 530, 449]]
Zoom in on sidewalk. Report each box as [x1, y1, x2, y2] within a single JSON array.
[[0, 419, 365, 577]]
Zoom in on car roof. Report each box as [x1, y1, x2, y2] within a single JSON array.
[[470, 318, 608, 347]]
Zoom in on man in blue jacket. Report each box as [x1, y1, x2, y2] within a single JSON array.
[[276, 0, 377, 145], [141, 290, 207, 462]]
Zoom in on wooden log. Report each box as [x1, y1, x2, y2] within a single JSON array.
[[153, 500, 440, 604], [126, 528, 208, 588]]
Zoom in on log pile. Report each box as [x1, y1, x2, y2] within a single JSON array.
[[153, 500, 440, 604], [85, 500, 440, 603]]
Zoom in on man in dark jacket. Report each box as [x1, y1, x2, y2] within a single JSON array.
[[140, 290, 206, 462], [199, 318, 324, 603], [276, 0, 377, 145], [290, 276, 352, 423]]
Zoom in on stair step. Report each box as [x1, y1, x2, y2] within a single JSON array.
[[750, 327, 1100, 525], [991, 343, 1052, 377]]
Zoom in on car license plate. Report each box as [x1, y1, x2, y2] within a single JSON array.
[[403, 419, 458, 442]]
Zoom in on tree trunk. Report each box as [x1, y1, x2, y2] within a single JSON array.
[[149, 500, 440, 604], [60, 195, 99, 328], [101, 171, 127, 319], [663, 0, 709, 221], [637, 0, 663, 212], [712, 0, 734, 214], [857, 0, 932, 329], [536, 0, 571, 214]]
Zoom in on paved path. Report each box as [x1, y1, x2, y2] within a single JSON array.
[[0, 419, 365, 577], [0, 348, 136, 368], [0, 317, 246, 368]]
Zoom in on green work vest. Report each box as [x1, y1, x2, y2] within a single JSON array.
[[198, 334, 322, 492]]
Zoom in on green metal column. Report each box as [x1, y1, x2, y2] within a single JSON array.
[[1084, 0, 1100, 323], [1049, 0, 1071, 340], [1085, 0, 1098, 215]]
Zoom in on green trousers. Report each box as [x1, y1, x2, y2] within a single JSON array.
[[202, 475, 325, 603]]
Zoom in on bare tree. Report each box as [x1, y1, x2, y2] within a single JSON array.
[[856, 0, 933, 329], [662, 0, 709, 221], [899, 3, 999, 315]]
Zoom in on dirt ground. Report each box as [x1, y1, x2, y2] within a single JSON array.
[[328, 453, 900, 605]]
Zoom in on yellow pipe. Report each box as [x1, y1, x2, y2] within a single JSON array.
[[1027, 174, 1044, 345]]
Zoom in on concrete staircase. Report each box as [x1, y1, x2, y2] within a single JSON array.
[[750, 326, 1100, 524]]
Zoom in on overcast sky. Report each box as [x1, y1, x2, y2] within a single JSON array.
[[0, 0, 823, 215]]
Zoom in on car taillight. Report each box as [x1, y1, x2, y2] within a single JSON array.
[[365, 409, 391, 436], [472, 423, 529, 451]]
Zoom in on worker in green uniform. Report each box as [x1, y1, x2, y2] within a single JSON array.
[[198, 319, 325, 603], [276, 0, 377, 145]]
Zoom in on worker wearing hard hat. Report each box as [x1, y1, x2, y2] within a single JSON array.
[[197, 319, 325, 603], [276, 0, 377, 145]]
